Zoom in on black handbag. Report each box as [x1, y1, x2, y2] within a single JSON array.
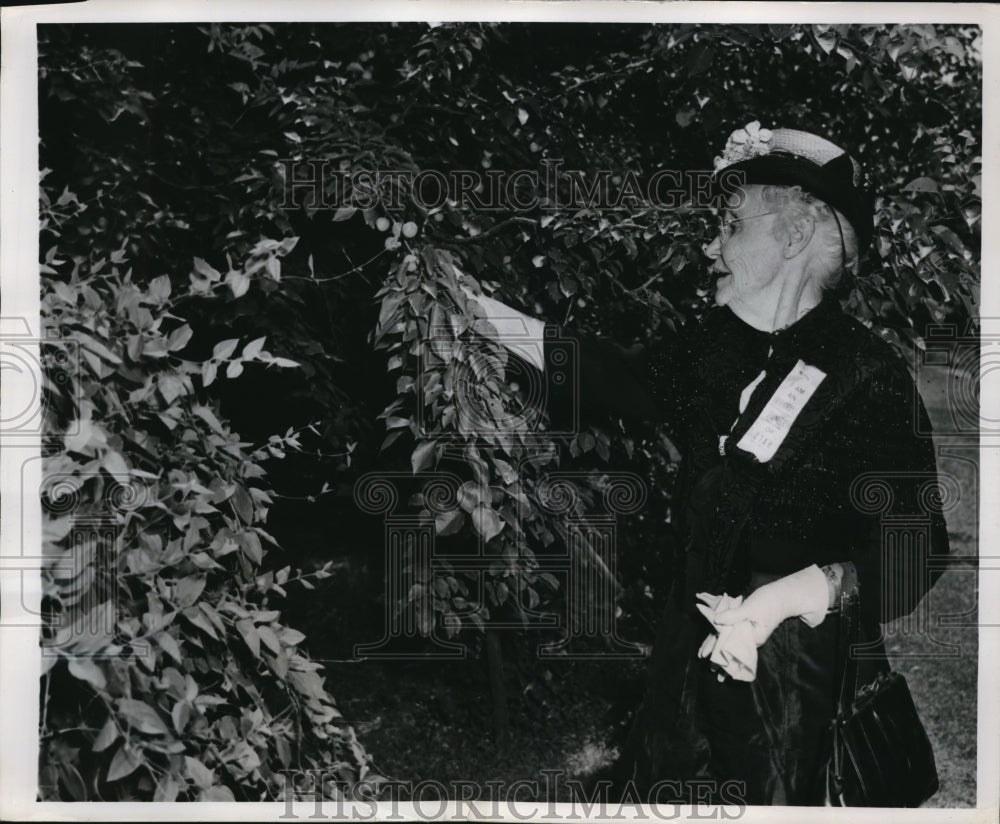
[[826, 590, 939, 807]]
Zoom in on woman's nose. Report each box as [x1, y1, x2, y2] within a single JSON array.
[[702, 234, 722, 259]]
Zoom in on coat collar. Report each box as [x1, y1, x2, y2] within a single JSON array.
[[724, 293, 844, 369], [721, 296, 886, 473]]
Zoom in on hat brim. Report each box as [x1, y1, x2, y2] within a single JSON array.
[[712, 153, 873, 253]]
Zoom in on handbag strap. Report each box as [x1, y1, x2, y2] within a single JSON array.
[[830, 587, 860, 795], [835, 587, 862, 716]]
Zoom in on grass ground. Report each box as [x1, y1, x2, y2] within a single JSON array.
[[893, 360, 979, 807], [309, 360, 978, 808]]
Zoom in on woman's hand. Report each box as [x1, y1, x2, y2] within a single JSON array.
[[712, 564, 831, 648], [695, 593, 759, 681]]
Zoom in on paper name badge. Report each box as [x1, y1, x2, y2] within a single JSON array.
[[736, 360, 826, 462]]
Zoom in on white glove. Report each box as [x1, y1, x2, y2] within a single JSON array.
[[696, 593, 759, 682], [711, 564, 830, 648], [460, 285, 546, 371]]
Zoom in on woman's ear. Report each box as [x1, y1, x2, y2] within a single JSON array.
[[783, 214, 815, 259]]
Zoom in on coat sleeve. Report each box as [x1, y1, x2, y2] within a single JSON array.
[[543, 325, 685, 432], [464, 288, 688, 429], [849, 361, 951, 625]]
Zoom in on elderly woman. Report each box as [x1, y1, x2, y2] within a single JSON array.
[[465, 123, 948, 806]]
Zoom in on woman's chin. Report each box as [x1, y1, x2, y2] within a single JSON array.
[[713, 274, 732, 306]]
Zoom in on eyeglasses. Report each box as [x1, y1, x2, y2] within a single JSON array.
[[717, 211, 778, 242]]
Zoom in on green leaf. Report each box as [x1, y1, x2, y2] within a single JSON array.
[[212, 339, 239, 360], [265, 646, 290, 680], [67, 657, 107, 691], [257, 625, 282, 655], [154, 775, 180, 802], [174, 574, 206, 609], [471, 503, 504, 541], [814, 27, 838, 54], [155, 631, 184, 665], [118, 698, 169, 735], [158, 374, 187, 404], [127, 334, 144, 361], [411, 440, 439, 473], [192, 405, 226, 436], [166, 324, 193, 351], [184, 755, 215, 789], [58, 761, 87, 801], [182, 606, 219, 640], [239, 530, 263, 563], [199, 602, 226, 636], [171, 700, 191, 735], [201, 361, 218, 387], [226, 270, 250, 298], [77, 332, 122, 366], [903, 176, 939, 193], [243, 336, 266, 359], [235, 618, 261, 658], [199, 786, 236, 801], [265, 256, 281, 281], [107, 744, 142, 782], [102, 450, 130, 479], [193, 257, 222, 282], [378, 292, 404, 330], [149, 275, 172, 300], [416, 604, 433, 636], [457, 480, 484, 512], [487, 458, 515, 487], [52, 281, 77, 303], [279, 627, 306, 647], [435, 508, 465, 536], [92, 717, 119, 752]]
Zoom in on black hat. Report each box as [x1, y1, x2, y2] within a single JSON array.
[[712, 123, 874, 254]]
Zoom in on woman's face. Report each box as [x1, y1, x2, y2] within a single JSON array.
[[703, 186, 786, 310]]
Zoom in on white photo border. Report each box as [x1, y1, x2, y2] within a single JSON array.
[[2, 1, 996, 821]]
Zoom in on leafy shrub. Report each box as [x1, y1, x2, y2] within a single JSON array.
[[38, 183, 369, 800]]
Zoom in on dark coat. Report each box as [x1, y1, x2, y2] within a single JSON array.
[[549, 296, 950, 804]]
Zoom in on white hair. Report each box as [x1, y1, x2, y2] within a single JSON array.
[[760, 184, 859, 290]]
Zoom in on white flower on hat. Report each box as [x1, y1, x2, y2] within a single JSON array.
[[713, 121, 774, 171]]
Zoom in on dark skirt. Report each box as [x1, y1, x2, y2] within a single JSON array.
[[612, 573, 889, 806]]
